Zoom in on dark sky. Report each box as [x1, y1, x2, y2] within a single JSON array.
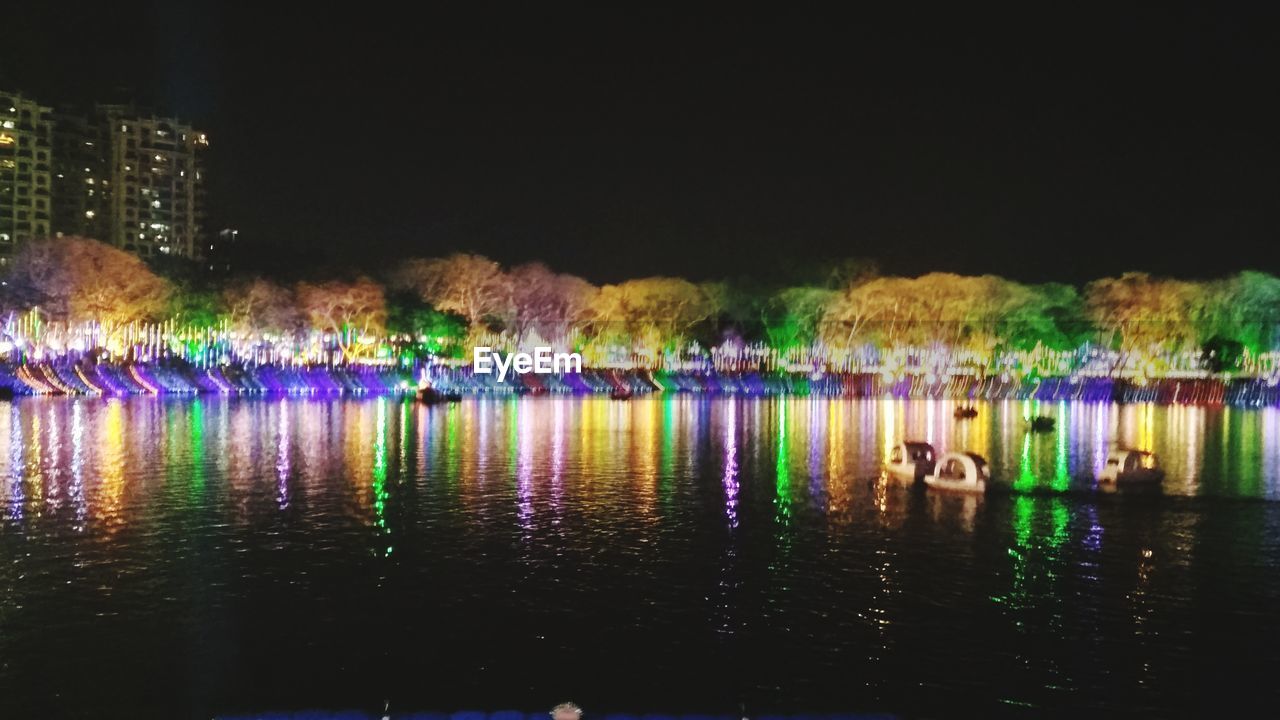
[[4, 2, 1279, 284]]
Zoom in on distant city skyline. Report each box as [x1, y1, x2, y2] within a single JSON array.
[[4, 3, 1280, 284], [1, 87, 211, 263]]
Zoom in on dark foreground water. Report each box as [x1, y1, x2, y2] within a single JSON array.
[[2, 396, 1279, 718]]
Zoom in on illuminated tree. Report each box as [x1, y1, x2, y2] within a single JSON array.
[[295, 277, 387, 358], [821, 274, 966, 348], [996, 282, 1091, 351], [819, 273, 1086, 354], [900, 273, 992, 347], [1190, 271, 1280, 369], [392, 253, 509, 329], [822, 276, 900, 348], [592, 277, 713, 348], [166, 287, 223, 331], [4, 236, 172, 325], [591, 284, 635, 343], [1085, 273, 1198, 352], [545, 271, 598, 342], [505, 262, 556, 340], [148, 255, 225, 330], [1202, 272, 1280, 348], [695, 280, 765, 344], [223, 277, 301, 336], [504, 263, 597, 343], [385, 290, 467, 357], [762, 286, 834, 351]]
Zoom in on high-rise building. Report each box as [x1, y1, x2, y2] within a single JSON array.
[[51, 111, 107, 240], [95, 105, 210, 260], [2, 89, 212, 263], [0, 91, 54, 262]]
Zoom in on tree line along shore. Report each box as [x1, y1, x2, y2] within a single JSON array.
[[1, 237, 1279, 389]]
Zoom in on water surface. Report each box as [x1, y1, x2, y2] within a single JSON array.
[[2, 397, 1278, 717]]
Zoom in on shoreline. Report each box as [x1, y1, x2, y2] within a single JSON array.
[[3, 361, 1279, 406]]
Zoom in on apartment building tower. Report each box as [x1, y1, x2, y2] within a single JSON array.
[[0, 91, 54, 260], [96, 104, 210, 259], [1, 89, 211, 262], [50, 110, 107, 239]]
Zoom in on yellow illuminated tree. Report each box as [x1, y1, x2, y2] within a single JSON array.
[[5, 236, 172, 325], [295, 277, 386, 359], [392, 253, 509, 330]]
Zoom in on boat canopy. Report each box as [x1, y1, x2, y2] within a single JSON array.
[[1106, 448, 1158, 472], [890, 441, 935, 464]]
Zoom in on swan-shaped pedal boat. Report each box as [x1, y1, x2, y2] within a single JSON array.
[[886, 441, 936, 483], [1099, 448, 1164, 486], [924, 451, 990, 494]]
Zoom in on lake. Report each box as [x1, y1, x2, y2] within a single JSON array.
[[2, 396, 1279, 717]]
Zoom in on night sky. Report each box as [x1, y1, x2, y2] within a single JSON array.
[[4, 2, 1279, 284]]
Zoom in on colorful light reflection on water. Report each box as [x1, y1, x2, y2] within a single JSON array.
[[1, 396, 1279, 717]]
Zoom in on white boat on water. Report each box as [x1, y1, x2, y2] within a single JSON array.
[[1098, 448, 1165, 485], [885, 441, 936, 483], [924, 452, 990, 494]]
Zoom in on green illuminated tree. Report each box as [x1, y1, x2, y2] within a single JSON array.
[[1191, 271, 1280, 352], [996, 282, 1091, 351], [385, 290, 467, 357], [762, 286, 834, 351]]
